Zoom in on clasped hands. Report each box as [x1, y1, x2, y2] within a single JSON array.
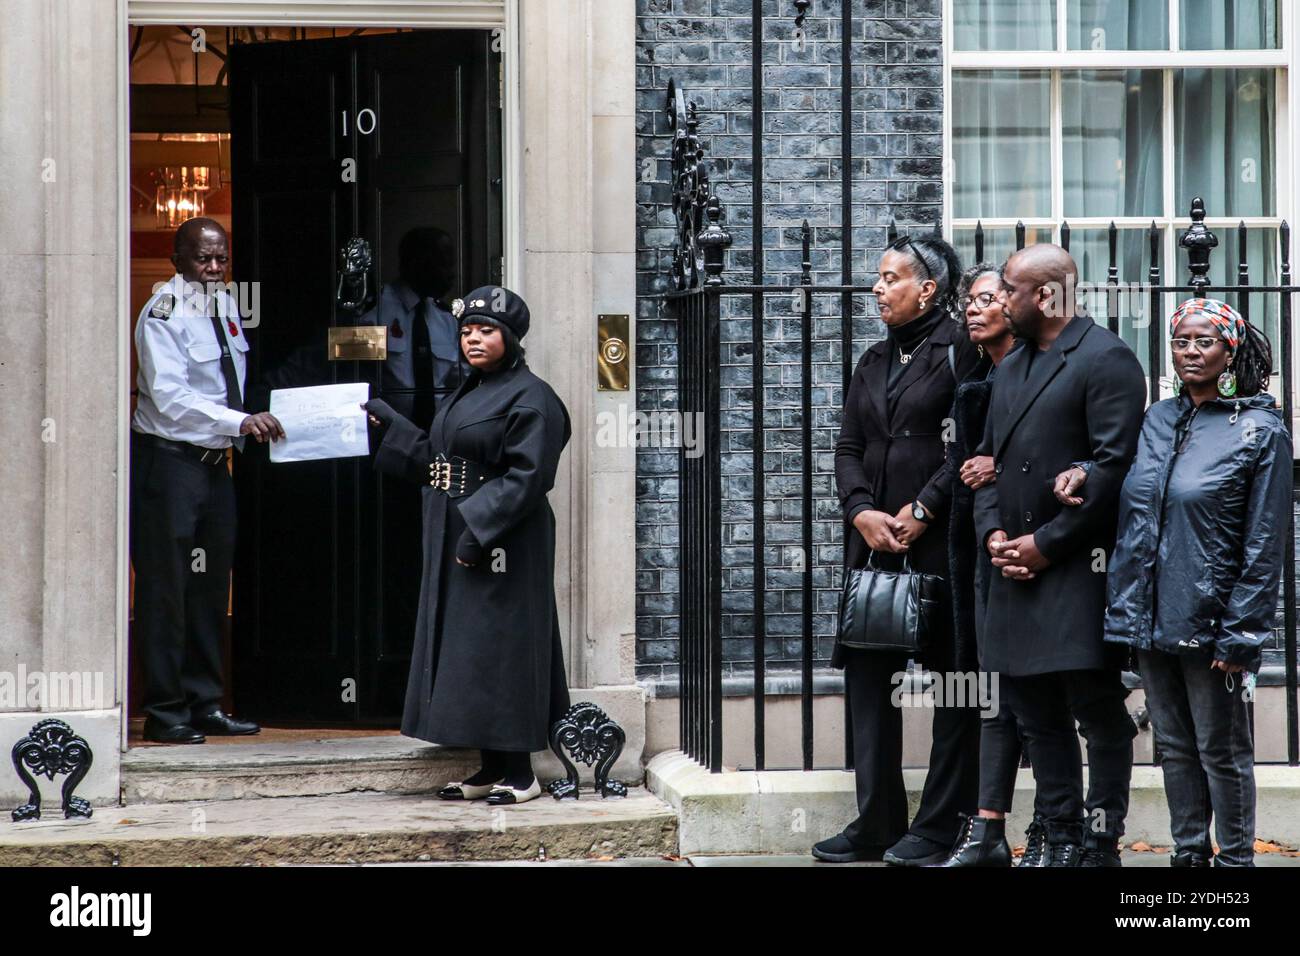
[[984, 464, 1089, 580], [852, 501, 930, 553]]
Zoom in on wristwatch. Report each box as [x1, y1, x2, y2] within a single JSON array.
[[911, 501, 931, 523]]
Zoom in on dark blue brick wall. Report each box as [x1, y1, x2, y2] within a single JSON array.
[[635, 0, 944, 680]]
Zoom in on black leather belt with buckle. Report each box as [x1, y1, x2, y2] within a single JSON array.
[[428, 453, 502, 498], [135, 432, 229, 466]]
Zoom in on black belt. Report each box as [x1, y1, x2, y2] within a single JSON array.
[[134, 431, 230, 466], [428, 453, 502, 498]]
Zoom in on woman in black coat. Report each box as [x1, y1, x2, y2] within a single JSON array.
[[935, 264, 1051, 867], [812, 235, 984, 865], [363, 287, 572, 805]]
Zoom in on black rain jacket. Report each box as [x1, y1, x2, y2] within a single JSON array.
[[1103, 391, 1293, 670]]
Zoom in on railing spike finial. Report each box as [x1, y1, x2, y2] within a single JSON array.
[[1180, 197, 1218, 293], [974, 220, 984, 263], [887, 216, 898, 245], [1015, 220, 1025, 251], [1060, 220, 1070, 252], [699, 195, 732, 288]]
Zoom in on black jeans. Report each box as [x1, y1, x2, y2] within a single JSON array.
[[130, 435, 236, 726], [842, 648, 981, 847], [1002, 668, 1135, 847], [978, 696, 1029, 813], [1138, 648, 1256, 866]]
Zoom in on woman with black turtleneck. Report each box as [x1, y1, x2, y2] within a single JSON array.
[[813, 235, 984, 865]]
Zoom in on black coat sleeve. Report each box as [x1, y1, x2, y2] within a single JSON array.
[[372, 411, 434, 485], [1033, 343, 1146, 563], [915, 338, 983, 521], [1216, 421, 1294, 668], [834, 357, 876, 522], [972, 395, 1001, 549], [456, 400, 569, 553]]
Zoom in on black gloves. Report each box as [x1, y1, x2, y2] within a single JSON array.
[[456, 527, 484, 566], [364, 398, 398, 429]]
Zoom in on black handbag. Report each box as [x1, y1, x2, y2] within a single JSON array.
[[837, 549, 945, 654]]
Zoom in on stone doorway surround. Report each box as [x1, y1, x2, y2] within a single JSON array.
[[0, 0, 641, 811]]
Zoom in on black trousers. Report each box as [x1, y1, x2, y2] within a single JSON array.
[[978, 702, 1026, 813], [130, 434, 236, 726], [842, 648, 981, 848], [1002, 668, 1135, 846]]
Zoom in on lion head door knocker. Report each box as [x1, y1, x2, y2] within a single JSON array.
[[10, 719, 95, 821], [335, 237, 375, 316], [546, 703, 627, 800]]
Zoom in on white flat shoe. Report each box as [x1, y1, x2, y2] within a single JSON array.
[[484, 778, 542, 805], [437, 778, 504, 800]]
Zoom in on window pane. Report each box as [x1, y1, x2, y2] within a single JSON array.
[[1069, 228, 1166, 381], [1180, 0, 1279, 50], [1174, 227, 1279, 359], [1174, 69, 1275, 218], [953, 0, 1055, 51], [1067, 0, 1169, 50], [952, 226, 1054, 268], [953, 71, 1051, 219], [1062, 70, 1163, 218]]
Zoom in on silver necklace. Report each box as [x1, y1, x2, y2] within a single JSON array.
[[898, 333, 932, 365]]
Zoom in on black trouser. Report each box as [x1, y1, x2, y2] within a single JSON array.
[[1138, 648, 1256, 866], [978, 700, 1028, 813], [130, 434, 236, 727], [842, 648, 981, 848], [1002, 668, 1135, 847]]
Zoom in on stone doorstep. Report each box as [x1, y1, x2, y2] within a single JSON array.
[[121, 735, 645, 804], [647, 750, 1300, 857], [0, 789, 679, 867]]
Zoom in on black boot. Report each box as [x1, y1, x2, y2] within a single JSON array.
[[1045, 841, 1084, 867], [1016, 815, 1048, 868], [1080, 834, 1123, 867], [1171, 849, 1212, 867], [934, 815, 1012, 867]]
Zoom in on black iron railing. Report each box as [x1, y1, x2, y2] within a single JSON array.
[[652, 3, 1300, 775]]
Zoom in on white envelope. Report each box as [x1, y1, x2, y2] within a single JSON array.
[[268, 383, 371, 464]]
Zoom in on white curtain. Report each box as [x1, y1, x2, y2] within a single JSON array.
[[952, 0, 1055, 50], [953, 70, 1051, 219]]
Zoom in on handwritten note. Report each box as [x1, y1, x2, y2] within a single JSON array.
[[269, 383, 371, 464]]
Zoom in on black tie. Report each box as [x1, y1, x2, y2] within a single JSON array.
[[411, 299, 436, 425], [207, 298, 246, 450], [207, 298, 245, 413]]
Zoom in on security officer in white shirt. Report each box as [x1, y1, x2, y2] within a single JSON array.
[[358, 227, 463, 426], [131, 217, 283, 744]]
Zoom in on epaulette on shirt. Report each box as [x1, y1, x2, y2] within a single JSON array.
[[148, 293, 176, 321]]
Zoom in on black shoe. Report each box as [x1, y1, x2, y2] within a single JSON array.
[[1017, 816, 1048, 868], [1080, 836, 1123, 867], [883, 832, 951, 867], [191, 709, 260, 736], [1171, 849, 1212, 867], [935, 815, 1012, 867], [1045, 841, 1084, 867], [811, 834, 889, 863], [142, 719, 205, 744]]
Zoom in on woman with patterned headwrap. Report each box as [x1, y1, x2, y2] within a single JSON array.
[[1065, 298, 1291, 867]]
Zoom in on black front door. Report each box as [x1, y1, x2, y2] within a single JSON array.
[[229, 30, 502, 724]]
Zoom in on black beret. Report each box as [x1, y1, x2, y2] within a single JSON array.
[[451, 286, 530, 341]]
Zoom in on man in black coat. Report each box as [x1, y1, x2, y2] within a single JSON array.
[[973, 244, 1146, 866]]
